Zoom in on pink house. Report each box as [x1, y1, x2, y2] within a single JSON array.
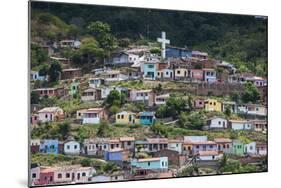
[[36, 167, 55, 186], [31, 114, 39, 125], [194, 99, 205, 109], [33, 87, 65, 97], [38, 107, 64, 123], [190, 69, 203, 82], [129, 89, 152, 103]]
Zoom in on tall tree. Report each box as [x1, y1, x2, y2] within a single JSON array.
[[48, 60, 62, 82], [73, 37, 104, 65], [87, 21, 117, 55], [241, 82, 260, 103]]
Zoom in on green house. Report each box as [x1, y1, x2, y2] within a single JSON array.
[[69, 81, 79, 96], [232, 140, 244, 156]]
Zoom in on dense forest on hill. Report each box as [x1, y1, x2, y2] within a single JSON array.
[[31, 2, 268, 76]]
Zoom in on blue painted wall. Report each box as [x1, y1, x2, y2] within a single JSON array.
[[131, 157, 168, 170], [104, 151, 123, 161], [166, 47, 192, 58], [39, 140, 59, 154]]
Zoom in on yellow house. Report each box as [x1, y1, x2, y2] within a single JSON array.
[[182, 142, 193, 155], [204, 99, 222, 112], [175, 68, 188, 79], [115, 111, 139, 124]]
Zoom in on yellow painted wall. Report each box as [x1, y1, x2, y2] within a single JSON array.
[[175, 68, 188, 77], [204, 99, 222, 112], [115, 112, 139, 124]]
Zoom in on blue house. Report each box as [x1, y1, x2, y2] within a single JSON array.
[[143, 62, 157, 80], [39, 140, 59, 154], [31, 71, 47, 81], [203, 68, 217, 83], [139, 112, 155, 126], [104, 149, 129, 162], [166, 46, 192, 58], [131, 157, 168, 170]]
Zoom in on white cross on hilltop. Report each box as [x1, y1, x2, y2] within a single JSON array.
[[157, 31, 170, 59]]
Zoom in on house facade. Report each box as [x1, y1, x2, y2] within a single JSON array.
[[63, 140, 81, 155], [168, 139, 183, 154], [190, 69, 204, 82], [81, 88, 101, 102], [207, 117, 228, 129], [61, 68, 81, 80], [244, 142, 257, 155], [34, 87, 65, 98], [115, 111, 139, 125], [104, 149, 130, 162], [88, 78, 104, 88], [81, 108, 108, 124], [69, 81, 79, 96], [194, 99, 205, 109], [40, 140, 59, 154], [139, 112, 155, 125], [146, 138, 168, 152], [203, 69, 216, 83], [36, 167, 55, 186], [38, 107, 64, 123], [214, 138, 232, 154], [53, 166, 94, 184], [129, 89, 152, 103], [232, 140, 244, 156], [204, 99, 222, 112], [174, 68, 188, 80], [252, 120, 267, 132], [31, 71, 48, 81], [143, 62, 157, 80], [238, 104, 267, 116], [131, 157, 168, 171], [30, 139, 41, 153], [229, 120, 253, 130], [198, 151, 222, 161], [256, 143, 267, 156], [84, 138, 110, 156]]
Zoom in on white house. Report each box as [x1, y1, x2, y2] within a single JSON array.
[[59, 40, 81, 48], [64, 140, 81, 155], [30, 166, 40, 186], [53, 165, 94, 184], [81, 108, 107, 124], [207, 117, 228, 129], [168, 140, 183, 154], [198, 151, 223, 161], [244, 142, 257, 155], [84, 138, 110, 156], [31, 71, 48, 81], [245, 76, 267, 87], [256, 143, 267, 156], [88, 78, 104, 88], [129, 89, 152, 102], [229, 120, 253, 130], [91, 175, 111, 182], [100, 87, 127, 99], [184, 136, 208, 143], [238, 104, 267, 116], [38, 107, 64, 123], [105, 52, 140, 65], [81, 88, 101, 102], [154, 94, 170, 106]]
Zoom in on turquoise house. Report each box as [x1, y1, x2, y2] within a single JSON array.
[[143, 62, 157, 80], [131, 157, 168, 170], [69, 81, 79, 96], [39, 139, 59, 154], [232, 140, 244, 156], [139, 112, 155, 126]]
